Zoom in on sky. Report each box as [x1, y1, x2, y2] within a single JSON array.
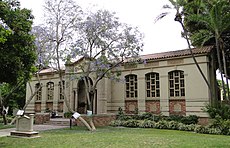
[[19, 0, 188, 55]]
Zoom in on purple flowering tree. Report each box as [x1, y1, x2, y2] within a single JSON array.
[[70, 9, 144, 130]]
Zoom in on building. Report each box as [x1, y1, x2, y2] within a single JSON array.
[[25, 46, 217, 118]]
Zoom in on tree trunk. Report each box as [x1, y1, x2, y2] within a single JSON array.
[[2, 113, 7, 125], [215, 35, 226, 100], [176, 19, 213, 98], [221, 49, 230, 100]]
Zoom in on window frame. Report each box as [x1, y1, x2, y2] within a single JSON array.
[[168, 70, 185, 98], [35, 83, 42, 101], [59, 81, 65, 100], [145, 72, 160, 99], [125, 74, 138, 99], [46, 82, 54, 100]]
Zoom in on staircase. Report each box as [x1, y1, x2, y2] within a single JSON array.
[[44, 118, 71, 126]]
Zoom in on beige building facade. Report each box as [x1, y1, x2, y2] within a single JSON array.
[[25, 46, 216, 117]]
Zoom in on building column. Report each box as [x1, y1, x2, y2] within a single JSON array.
[[138, 76, 145, 113], [25, 83, 35, 113], [53, 82, 59, 112], [40, 83, 46, 113], [97, 78, 109, 114], [160, 74, 169, 116]]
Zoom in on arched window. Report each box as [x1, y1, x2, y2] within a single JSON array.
[[145, 72, 160, 98], [47, 82, 54, 100], [169, 70, 185, 97], [59, 81, 65, 100], [35, 83, 42, 101], [125, 74, 138, 98]]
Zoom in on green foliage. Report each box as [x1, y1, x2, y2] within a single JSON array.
[[178, 123, 196, 131], [0, 0, 36, 84], [109, 120, 125, 127], [204, 102, 230, 119], [194, 125, 209, 134], [122, 119, 140, 128], [167, 121, 180, 130], [155, 120, 169, 129], [0, 116, 13, 123], [138, 120, 156, 128], [64, 112, 72, 118], [0, 82, 26, 115]]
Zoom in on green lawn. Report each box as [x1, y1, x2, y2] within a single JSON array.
[[0, 126, 229, 148], [0, 124, 14, 130]]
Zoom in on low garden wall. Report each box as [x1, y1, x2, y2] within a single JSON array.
[[75, 114, 116, 127], [34, 113, 50, 124]]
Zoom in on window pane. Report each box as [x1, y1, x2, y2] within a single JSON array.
[[175, 84, 179, 89], [147, 82, 150, 89], [156, 81, 159, 88], [170, 89, 174, 97], [175, 71, 179, 76], [170, 80, 174, 88], [175, 77, 179, 83], [180, 80, 184, 87], [146, 75, 150, 80], [147, 90, 150, 97], [156, 74, 159, 80], [180, 72, 184, 78], [181, 89, 185, 96], [135, 91, 138, 97], [156, 90, 160, 97]]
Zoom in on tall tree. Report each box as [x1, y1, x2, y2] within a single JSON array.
[[70, 9, 143, 130], [42, 0, 92, 131], [0, 0, 36, 124], [184, 0, 230, 100], [155, 0, 213, 97]]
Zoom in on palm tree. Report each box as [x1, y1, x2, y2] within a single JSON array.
[[187, 0, 230, 100], [155, 0, 212, 97]]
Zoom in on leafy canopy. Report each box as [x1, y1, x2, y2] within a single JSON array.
[[0, 0, 37, 84]]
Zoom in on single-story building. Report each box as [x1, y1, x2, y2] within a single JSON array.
[[25, 46, 217, 119]]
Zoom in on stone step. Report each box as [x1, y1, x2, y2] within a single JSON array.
[[44, 118, 72, 126]]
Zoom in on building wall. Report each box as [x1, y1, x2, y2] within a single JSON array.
[[25, 55, 211, 118], [25, 73, 64, 115], [110, 56, 210, 117]]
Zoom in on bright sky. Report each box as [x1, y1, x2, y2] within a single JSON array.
[[19, 0, 188, 55]]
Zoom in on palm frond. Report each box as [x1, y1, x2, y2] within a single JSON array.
[[154, 12, 170, 23], [190, 29, 214, 46]]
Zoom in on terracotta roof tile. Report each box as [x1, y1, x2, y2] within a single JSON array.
[[140, 46, 212, 61]]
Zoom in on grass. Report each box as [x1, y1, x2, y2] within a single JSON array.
[[0, 126, 230, 148], [0, 124, 14, 130]]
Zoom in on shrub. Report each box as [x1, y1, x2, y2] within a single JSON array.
[[166, 115, 183, 122], [194, 125, 209, 134], [204, 102, 230, 120], [138, 120, 155, 128], [64, 112, 72, 118], [167, 121, 180, 130], [110, 120, 125, 127], [0, 116, 13, 124], [123, 120, 140, 128], [208, 128, 222, 135], [162, 115, 198, 125], [181, 115, 198, 125], [155, 120, 169, 129]]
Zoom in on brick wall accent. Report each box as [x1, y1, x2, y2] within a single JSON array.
[[58, 102, 63, 112], [46, 102, 53, 111], [75, 114, 116, 127], [35, 102, 41, 112], [145, 100, 161, 114], [169, 100, 186, 115], [125, 100, 138, 114], [34, 113, 50, 124], [198, 117, 210, 125]]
